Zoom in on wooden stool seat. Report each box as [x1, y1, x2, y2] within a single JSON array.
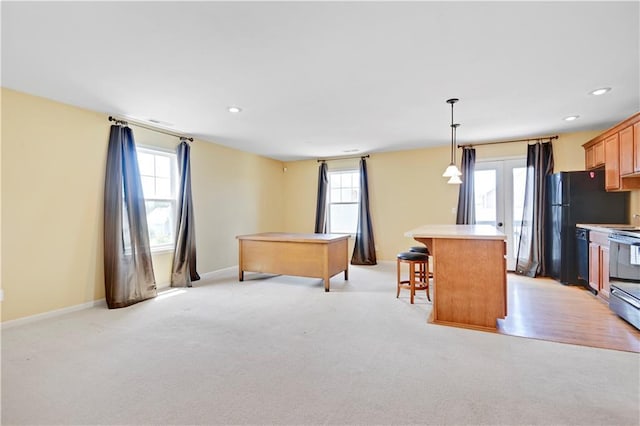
[[409, 245, 429, 255], [396, 252, 431, 304]]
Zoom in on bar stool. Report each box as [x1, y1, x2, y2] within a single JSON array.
[[409, 245, 428, 255], [396, 251, 431, 304], [409, 245, 433, 279]]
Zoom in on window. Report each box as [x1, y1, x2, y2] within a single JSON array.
[[136, 147, 178, 251], [328, 170, 360, 234]]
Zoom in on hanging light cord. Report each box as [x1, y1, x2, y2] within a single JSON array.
[[453, 123, 460, 165], [450, 102, 455, 164], [446, 98, 459, 165]]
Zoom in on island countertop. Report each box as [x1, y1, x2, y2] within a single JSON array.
[[405, 224, 506, 240]]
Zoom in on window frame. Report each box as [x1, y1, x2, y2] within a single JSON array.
[[136, 145, 179, 253], [327, 168, 360, 236]]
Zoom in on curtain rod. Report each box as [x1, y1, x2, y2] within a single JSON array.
[[458, 135, 558, 148], [317, 154, 370, 163], [108, 116, 194, 142]]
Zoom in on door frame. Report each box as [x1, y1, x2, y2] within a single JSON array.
[[474, 157, 527, 270]]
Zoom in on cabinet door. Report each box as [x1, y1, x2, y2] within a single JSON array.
[[594, 141, 605, 166], [600, 246, 610, 299], [588, 242, 600, 292], [634, 122, 640, 173], [585, 146, 595, 169], [604, 133, 620, 190], [619, 126, 634, 175]]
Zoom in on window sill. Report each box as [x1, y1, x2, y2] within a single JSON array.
[[151, 246, 174, 255]]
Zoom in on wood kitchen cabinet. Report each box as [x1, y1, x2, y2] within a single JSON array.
[[600, 245, 610, 298], [604, 133, 620, 190], [634, 121, 640, 173], [589, 231, 611, 300], [583, 112, 640, 191], [584, 140, 605, 169], [619, 125, 634, 176]]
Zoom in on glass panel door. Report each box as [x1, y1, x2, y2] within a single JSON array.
[[474, 159, 527, 270]]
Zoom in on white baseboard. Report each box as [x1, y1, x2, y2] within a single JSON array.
[[1, 298, 108, 330], [199, 265, 238, 281], [1, 265, 239, 329], [156, 281, 171, 290]]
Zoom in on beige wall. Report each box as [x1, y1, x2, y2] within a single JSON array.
[[1, 88, 284, 321], [190, 138, 285, 270], [0, 89, 3, 322], [282, 130, 640, 261], [3, 86, 638, 322], [282, 145, 462, 260]]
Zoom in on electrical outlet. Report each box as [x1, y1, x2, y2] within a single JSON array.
[[0, 289, 4, 302], [451, 207, 456, 215]]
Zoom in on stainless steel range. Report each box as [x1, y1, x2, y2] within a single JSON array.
[[608, 230, 640, 330]]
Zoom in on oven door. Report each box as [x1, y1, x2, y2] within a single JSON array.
[[608, 233, 640, 329], [609, 284, 640, 329]]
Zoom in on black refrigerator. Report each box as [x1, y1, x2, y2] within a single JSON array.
[[546, 170, 628, 285]]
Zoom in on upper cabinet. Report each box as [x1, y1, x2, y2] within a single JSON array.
[[604, 133, 620, 190], [634, 121, 640, 173], [619, 126, 634, 175], [585, 139, 605, 169], [583, 112, 640, 191]]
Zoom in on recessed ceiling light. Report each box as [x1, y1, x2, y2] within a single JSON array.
[[343, 149, 359, 153], [228, 106, 242, 113], [589, 87, 611, 96], [564, 115, 580, 121]]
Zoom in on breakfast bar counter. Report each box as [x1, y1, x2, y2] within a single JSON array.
[[405, 225, 507, 330]]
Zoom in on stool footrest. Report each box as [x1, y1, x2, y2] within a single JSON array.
[[398, 280, 429, 290]]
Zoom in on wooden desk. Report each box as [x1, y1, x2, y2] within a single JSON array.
[[236, 233, 350, 292], [405, 225, 507, 331]]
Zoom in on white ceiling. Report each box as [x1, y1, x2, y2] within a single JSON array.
[[2, 1, 639, 161]]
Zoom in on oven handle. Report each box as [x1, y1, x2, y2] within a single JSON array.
[[611, 288, 640, 309], [608, 235, 640, 245]]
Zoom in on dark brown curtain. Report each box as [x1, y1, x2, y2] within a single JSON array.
[[103, 125, 156, 308], [314, 161, 328, 233], [351, 158, 377, 265], [456, 147, 476, 224], [515, 141, 554, 277], [171, 140, 200, 287]]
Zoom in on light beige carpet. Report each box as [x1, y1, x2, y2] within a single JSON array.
[[2, 262, 639, 425]]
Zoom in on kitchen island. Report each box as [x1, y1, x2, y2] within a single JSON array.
[[405, 225, 507, 330]]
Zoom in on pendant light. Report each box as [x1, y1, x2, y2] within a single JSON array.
[[447, 175, 462, 184], [442, 98, 462, 183], [447, 123, 462, 184]]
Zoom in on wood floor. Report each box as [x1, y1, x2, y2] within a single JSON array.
[[497, 273, 639, 353]]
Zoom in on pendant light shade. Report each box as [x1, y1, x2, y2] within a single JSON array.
[[442, 163, 461, 177], [447, 174, 462, 185], [443, 98, 462, 184]]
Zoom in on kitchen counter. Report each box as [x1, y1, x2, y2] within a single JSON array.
[[405, 224, 505, 240], [406, 224, 507, 331], [577, 223, 638, 234]]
